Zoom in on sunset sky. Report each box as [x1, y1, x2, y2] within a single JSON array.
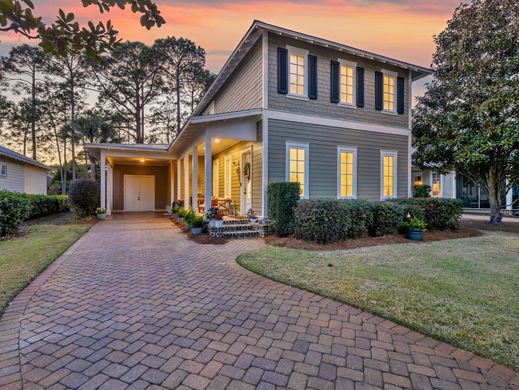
[[0, 0, 462, 101]]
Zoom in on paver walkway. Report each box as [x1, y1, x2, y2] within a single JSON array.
[[0, 214, 517, 389]]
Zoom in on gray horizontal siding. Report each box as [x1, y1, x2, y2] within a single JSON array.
[[268, 119, 409, 200], [0, 157, 25, 192], [268, 34, 410, 128], [210, 40, 263, 115]]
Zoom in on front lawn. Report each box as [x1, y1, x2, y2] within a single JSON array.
[[237, 232, 519, 369], [0, 213, 93, 316]]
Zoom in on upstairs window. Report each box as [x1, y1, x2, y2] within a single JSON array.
[[339, 62, 356, 106], [381, 151, 397, 199], [286, 142, 309, 198], [383, 71, 397, 112], [288, 46, 308, 98]]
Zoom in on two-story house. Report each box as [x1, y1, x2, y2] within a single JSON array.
[[86, 20, 432, 217]]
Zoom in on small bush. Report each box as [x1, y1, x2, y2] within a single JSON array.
[[25, 194, 69, 218], [294, 200, 351, 244], [68, 179, 99, 217], [370, 202, 404, 236], [342, 200, 373, 238], [389, 198, 462, 230], [0, 190, 31, 236], [413, 184, 431, 198], [191, 215, 205, 228], [268, 182, 300, 237], [401, 217, 427, 232], [185, 209, 196, 225]]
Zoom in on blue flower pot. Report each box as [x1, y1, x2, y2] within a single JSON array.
[[177, 217, 184, 224], [191, 227, 203, 235], [407, 230, 424, 241], [96, 213, 106, 221]]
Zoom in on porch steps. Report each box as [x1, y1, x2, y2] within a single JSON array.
[[209, 219, 269, 239]]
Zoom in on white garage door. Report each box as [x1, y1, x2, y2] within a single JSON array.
[[124, 175, 155, 211]]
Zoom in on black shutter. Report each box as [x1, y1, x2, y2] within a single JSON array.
[[277, 48, 288, 94], [397, 76, 405, 114], [375, 71, 383, 111], [308, 55, 317, 99], [330, 60, 340, 103], [356, 67, 364, 108]]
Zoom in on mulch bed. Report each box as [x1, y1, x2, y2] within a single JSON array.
[[460, 218, 519, 233], [264, 228, 481, 251]]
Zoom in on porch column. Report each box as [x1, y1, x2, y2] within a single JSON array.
[[169, 161, 175, 206], [100, 152, 106, 210], [204, 133, 212, 212], [106, 163, 113, 215], [176, 159, 181, 202], [506, 180, 513, 211], [192, 145, 198, 213], [184, 155, 189, 209]]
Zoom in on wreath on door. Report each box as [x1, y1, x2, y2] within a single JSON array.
[[243, 162, 251, 182]]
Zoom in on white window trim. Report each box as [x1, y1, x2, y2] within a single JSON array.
[[286, 141, 309, 199], [0, 163, 6, 177], [213, 159, 219, 198], [286, 45, 309, 100], [380, 150, 398, 199], [337, 146, 357, 199], [338, 59, 357, 108], [224, 155, 232, 198], [381, 69, 398, 115]]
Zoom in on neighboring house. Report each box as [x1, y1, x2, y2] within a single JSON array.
[[412, 168, 518, 213], [86, 20, 432, 217], [0, 145, 50, 195]]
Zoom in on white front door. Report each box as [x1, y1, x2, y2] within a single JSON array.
[[241, 150, 252, 215], [124, 175, 155, 211]]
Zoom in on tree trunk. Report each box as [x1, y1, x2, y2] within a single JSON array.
[[63, 138, 68, 194], [176, 67, 181, 134], [31, 66, 37, 160], [487, 171, 502, 224], [70, 73, 77, 181]]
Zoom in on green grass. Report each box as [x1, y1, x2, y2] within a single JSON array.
[[237, 232, 519, 369], [0, 213, 93, 316]]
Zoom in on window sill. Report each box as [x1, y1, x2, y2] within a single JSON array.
[[287, 94, 309, 101], [382, 110, 398, 116], [380, 195, 397, 200], [338, 195, 357, 200], [338, 102, 357, 109]]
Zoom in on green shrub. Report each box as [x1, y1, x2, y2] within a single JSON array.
[[413, 184, 431, 198], [401, 217, 427, 232], [268, 182, 300, 236], [342, 200, 373, 238], [294, 200, 351, 244], [389, 198, 462, 230], [370, 202, 404, 236], [191, 215, 205, 228], [25, 194, 69, 218], [0, 190, 31, 236], [177, 208, 187, 218], [185, 209, 196, 225], [68, 179, 99, 217]]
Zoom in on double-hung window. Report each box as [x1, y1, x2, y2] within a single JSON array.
[[337, 147, 357, 198], [288, 46, 308, 98], [286, 142, 309, 199], [0, 163, 6, 177], [432, 172, 442, 197], [382, 70, 397, 112], [339, 61, 356, 106], [381, 150, 397, 199]]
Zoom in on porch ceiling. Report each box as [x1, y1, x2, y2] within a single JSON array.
[[196, 138, 240, 156], [108, 156, 170, 166]]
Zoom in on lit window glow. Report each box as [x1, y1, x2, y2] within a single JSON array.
[[340, 64, 355, 105], [383, 75, 395, 112], [289, 54, 305, 96], [383, 155, 395, 197]]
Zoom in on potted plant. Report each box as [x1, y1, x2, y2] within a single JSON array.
[[191, 215, 205, 235], [402, 217, 427, 241], [185, 209, 195, 232], [247, 208, 258, 223], [177, 208, 186, 224], [214, 211, 224, 228], [96, 207, 106, 221], [204, 207, 219, 228]]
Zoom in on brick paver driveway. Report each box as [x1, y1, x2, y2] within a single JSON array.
[[1, 214, 518, 389]]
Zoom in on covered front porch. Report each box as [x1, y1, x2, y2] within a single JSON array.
[[86, 109, 263, 218]]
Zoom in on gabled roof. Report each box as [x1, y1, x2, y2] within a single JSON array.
[[0, 145, 50, 170], [193, 20, 432, 117]]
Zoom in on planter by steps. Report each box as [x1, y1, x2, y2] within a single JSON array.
[[191, 227, 203, 235], [184, 223, 191, 232], [177, 217, 184, 224], [215, 219, 224, 228], [96, 213, 106, 221]]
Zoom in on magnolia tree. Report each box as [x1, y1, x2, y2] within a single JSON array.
[[413, 0, 519, 224]]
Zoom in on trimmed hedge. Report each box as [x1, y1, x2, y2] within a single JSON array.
[[68, 179, 99, 217], [268, 182, 300, 237], [291, 197, 462, 244], [0, 190, 70, 236], [388, 198, 462, 230]]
